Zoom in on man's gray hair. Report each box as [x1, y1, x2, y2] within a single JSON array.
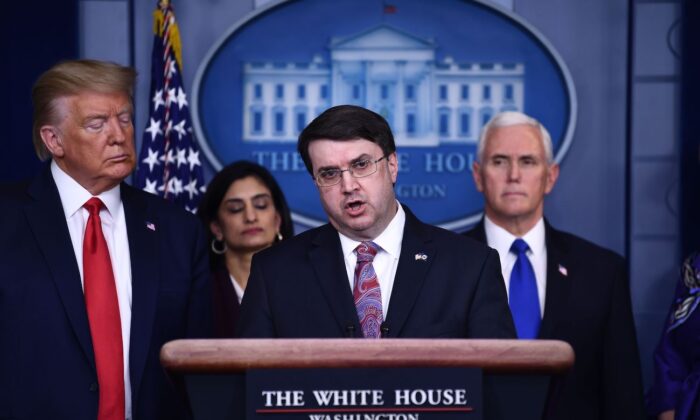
[[477, 111, 553, 163]]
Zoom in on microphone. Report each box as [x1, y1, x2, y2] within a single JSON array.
[[380, 322, 390, 338], [345, 323, 356, 337]]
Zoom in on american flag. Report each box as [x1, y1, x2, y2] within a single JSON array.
[[134, 0, 205, 212]]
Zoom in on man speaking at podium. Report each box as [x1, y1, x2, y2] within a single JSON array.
[[0, 60, 211, 419], [237, 105, 515, 340]]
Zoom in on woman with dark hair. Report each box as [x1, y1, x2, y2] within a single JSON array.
[[198, 161, 293, 337], [647, 252, 700, 420]]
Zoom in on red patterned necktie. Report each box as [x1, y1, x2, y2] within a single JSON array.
[[353, 242, 383, 338], [83, 197, 125, 420]]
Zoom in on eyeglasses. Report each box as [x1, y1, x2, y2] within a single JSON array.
[[314, 156, 388, 187]]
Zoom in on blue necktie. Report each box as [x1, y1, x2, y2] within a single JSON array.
[[509, 239, 541, 339]]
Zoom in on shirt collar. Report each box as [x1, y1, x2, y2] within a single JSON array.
[[51, 160, 122, 218], [229, 273, 244, 304], [483, 215, 546, 257], [338, 201, 406, 258]]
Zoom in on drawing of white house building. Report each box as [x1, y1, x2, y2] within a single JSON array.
[[242, 25, 524, 145]]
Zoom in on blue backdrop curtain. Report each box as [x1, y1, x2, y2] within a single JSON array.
[[0, 1, 79, 182], [681, 0, 699, 256]]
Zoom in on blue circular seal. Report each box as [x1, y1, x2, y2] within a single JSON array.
[[192, 0, 576, 229]]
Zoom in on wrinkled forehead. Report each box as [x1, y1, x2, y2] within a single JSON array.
[[483, 124, 546, 157], [60, 90, 133, 116], [308, 138, 383, 169]]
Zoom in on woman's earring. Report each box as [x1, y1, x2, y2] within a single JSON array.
[[276, 232, 283, 242], [211, 238, 226, 255]]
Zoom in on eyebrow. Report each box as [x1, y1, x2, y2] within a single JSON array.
[[82, 114, 108, 123], [489, 153, 510, 160], [489, 153, 539, 160], [516, 154, 540, 161], [317, 153, 372, 172], [82, 107, 133, 121], [350, 154, 372, 164], [224, 193, 272, 203]]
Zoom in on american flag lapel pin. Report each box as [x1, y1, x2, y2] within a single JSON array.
[[145, 221, 156, 231], [558, 264, 568, 277]]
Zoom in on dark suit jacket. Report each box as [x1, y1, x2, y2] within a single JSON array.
[[464, 220, 645, 420], [0, 166, 212, 420], [237, 205, 515, 339], [211, 263, 240, 338]]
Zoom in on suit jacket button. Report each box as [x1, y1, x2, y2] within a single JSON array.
[[89, 382, 98, 392]]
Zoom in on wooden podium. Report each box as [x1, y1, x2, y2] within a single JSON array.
[[161, 339, 573, 420]]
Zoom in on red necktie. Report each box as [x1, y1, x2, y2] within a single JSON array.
[[83, 197, 125, 420]]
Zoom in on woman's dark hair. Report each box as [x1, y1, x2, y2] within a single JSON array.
[[197, 161, 293, 266]]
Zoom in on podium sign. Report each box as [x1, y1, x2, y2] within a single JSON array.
[[246, 367, 482, 419]]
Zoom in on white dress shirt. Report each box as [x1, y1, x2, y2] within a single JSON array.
[[51, 161, 133, 419], [230, 273, 244, 304], [483, 215, 547, 317], [339, 202, 405, 316]]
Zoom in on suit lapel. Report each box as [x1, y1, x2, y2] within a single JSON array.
[[465, 220, 487, 243], [24, 167, 95, 367], [468, 219, 570, 340], [308, 224, 359, 335], [121, 184, 159, 401], [384, 207, 435, 337], [539, 222, 571, 339]]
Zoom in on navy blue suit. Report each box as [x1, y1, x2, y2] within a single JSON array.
[[211, 263, 240, 338], [0, 166, 211, 420], [464, 220, 645, 420], [237, 205, 515, 339]]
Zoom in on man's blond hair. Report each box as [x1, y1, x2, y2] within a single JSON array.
[[31, 59, 137, 160]]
